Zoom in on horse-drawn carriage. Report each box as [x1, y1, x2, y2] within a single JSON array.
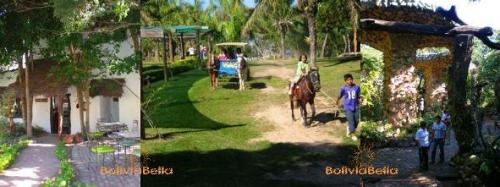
[[215, 42, 250, 81]]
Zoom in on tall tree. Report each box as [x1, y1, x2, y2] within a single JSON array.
[[298, 0, 320, 67], [243, 0, 296, 59]]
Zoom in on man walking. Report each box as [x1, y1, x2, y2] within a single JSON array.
[[430, 115, 447, 164]]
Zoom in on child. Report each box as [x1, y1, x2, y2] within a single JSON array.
[[288, 54, 310, 95], [430, 115, 446, 164], [415, 121, 430, 171], [336, 74, 361, 140]]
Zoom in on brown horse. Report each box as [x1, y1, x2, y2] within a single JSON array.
[[290, 70, 321, 126]]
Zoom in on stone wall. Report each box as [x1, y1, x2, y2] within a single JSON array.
[[361, 5, 456, 127]]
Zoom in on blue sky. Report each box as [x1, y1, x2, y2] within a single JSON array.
[[419, 0, 500, 29]]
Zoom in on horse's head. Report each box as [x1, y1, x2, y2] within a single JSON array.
[[309, 69, 321, 92]]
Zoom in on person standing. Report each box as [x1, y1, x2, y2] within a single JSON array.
[[441, 109, 451, 145], [430, 115, 447, 164], [415, 121, 430, 171], [336, 74, 361, 140]]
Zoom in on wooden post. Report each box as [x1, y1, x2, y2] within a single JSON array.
[[196, 30, 201, 68], [447, 34, 474, 154], [180, 33, 185, 59], [162, 32, 169, 81]]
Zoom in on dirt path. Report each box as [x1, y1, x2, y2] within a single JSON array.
[[0, 134, 60, 187], [249, 61, 346, 154]]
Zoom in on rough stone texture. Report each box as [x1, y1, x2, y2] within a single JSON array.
[[0, 135, 60, 187], [360, 5, 457, 126], [382, 34, 420, 127], [415, 53, 452, 110], [71, 142, 140, 187], [361, 5, 455, 27]]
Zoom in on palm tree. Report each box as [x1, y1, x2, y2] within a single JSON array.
[[297, 0, 319, 67], [243, 0, 295, 59]]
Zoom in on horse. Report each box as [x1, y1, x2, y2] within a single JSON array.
[[238, 55, 248, 91], [290, 70, 321, 126]]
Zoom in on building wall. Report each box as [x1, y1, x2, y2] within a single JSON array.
[[32, 95, 51, 133]]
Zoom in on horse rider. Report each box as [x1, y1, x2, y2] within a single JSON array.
[[289, 53, 310, 95]]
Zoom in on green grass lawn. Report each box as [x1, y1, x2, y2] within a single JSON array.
[[142, 58, 360, 186]]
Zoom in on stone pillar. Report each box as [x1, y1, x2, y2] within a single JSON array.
[[383, 35, 419, 127], [429, 67, 447, 109]]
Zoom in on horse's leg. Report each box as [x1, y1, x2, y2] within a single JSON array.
[[290, 95, 295, 121], [301, 101, 307, 127], [310, 100, 316, 125]]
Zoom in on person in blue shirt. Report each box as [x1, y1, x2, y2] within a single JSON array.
[[415, 121, 430, 171], [430, 115, 447, 164], [336, 74, 361, 139]]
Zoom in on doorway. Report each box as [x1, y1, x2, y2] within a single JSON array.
[[51, 94, 71, 134]]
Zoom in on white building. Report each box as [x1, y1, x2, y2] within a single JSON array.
[[0, 36, 140, 136]]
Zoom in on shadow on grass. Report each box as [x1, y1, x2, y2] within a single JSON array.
[[142, 143, 357, 186], [249, 82, 267, 89], [144, 124, 247, 140], [143, 70, 358, 186]]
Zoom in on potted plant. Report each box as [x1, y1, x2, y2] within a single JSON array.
[[63, 134, 74, 144]]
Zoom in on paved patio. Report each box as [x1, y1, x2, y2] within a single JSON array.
[[71, 141, 140, 187]]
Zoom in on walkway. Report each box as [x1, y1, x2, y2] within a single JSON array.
[[0, 134, 60, 187], [367, 129, 459, 186]]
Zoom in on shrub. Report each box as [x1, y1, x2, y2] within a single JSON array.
[[143, 58, 200, 83], [359, 121, 385, 145], [41, 141, 76, 187], [0, 136, 29, 172]]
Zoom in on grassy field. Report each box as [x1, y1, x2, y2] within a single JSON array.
[[142, 58, 360, 186]]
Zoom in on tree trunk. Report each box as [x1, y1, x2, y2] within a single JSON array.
[[70, 43, 87, 137], [24, 52, 33, 138], [76, 86, 86, 136], [18, 58, 27, 129], [57, 96, 64, 136], [353, 27, 358, 52], [343, 35, 348, 53], [279, 27, 286, 59], [7, 96, 15, 134], [84, 82, 90, 133], [307, 15, 317, 67], [447, 34, 474, 155], [347, 34, 352, 53], [321, 33, 329, 58]]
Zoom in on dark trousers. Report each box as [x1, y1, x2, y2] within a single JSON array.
[[418, 146, 429, 170], [431, 138, 445, 163]]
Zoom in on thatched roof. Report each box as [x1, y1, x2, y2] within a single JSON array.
[[89, 78, 125, 98], [14, 59, 70, 97]]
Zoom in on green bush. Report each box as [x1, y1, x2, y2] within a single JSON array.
[[41, 141, 76, 187], [359, 121, 385, 144], [143, 58, 200, 83], [0, 136, 29, 172], [360, 46, 384, 121]]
